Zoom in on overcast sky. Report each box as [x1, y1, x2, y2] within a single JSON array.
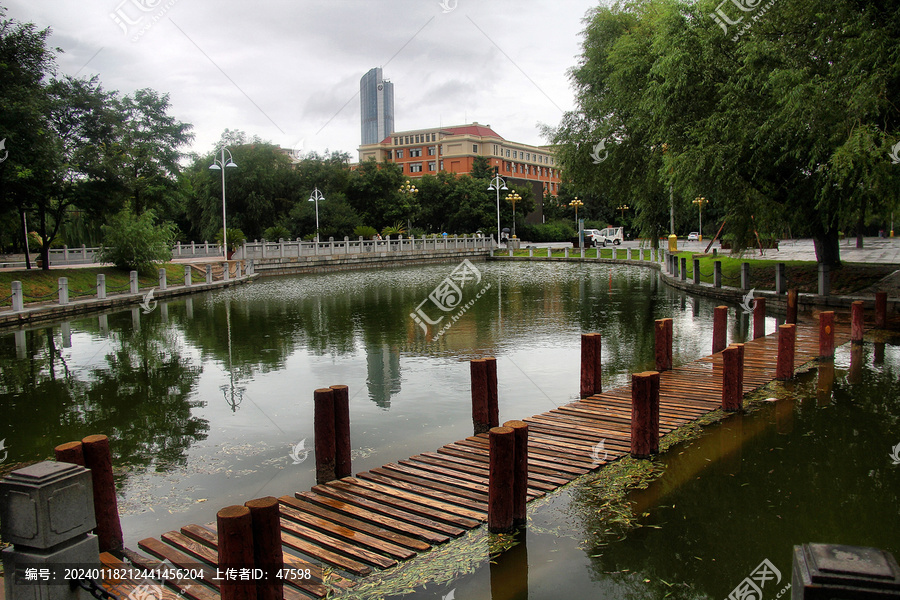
[[5, 0, 600, 159]]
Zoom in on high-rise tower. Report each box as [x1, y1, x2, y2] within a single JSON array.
[[360, 67, 394, 145]]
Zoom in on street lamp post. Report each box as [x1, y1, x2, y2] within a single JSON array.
[[398, 180, 419, 234], [506, 191, 521, 238], [209, 147, 238, 259], [308, 187, 325, 243], [487, 168, 508, 247], [692, 196, 708, 241], [570, 198, 584, 228], [617, 204, 629, 222]]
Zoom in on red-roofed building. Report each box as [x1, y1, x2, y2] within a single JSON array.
[[357, 121, 562, 199]]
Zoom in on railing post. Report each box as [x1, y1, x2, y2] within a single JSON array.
[[775, 263, 786, 294], [158, 267, 167, 291], [714, 261, 722, 288], [11, 280, 24, 312], [819, 311, 835, 359], [564, 247, 569, 258], [97, 274, 106, 299], [547, 247, 552, 258], [58, 277, 69, 305], [680, 257, 687, 281], [753, 297, 766, 339], [673, 255, 679, 279], [314, 387, 336, 484], [654, 318, 673, 371], [713, 305, 728, 353], [175, 241, 181, 256], [776, 324, 796, 380], [502, 420, 528, 528], [205, 264, 213, 284], [787, 289, 798, 324], [222, 261, 230, 282], [741, 262, 751, 290], [851, 300, 865, 343], [630, 371, 660, 459], [344, 236, 351, 255], [529, 247, 534, 257], [82, 434, 124, 551], [244, 497, 284, 600], [488, 425, 516, 533], [721, 344, 744, 412], [875, 291, 887, 328], [216, 505, 255, 600], [693, 257, 700, 285], [580, 333, 602, 398], [185, 265, 192, 286], [818, 263, 831, 296], [330, 236, 335, 254], [130, 270, 139, 294]]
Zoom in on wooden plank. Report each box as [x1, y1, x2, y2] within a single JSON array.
[[279, 517, 399, 569], [101, 552, 215, 600], [357, 471, 489, 513], [280, 529, 373, 577], [337, 477, 483, 526]]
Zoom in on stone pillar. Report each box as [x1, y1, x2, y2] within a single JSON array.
[[693, 258, 701, 285], [791, 543, 900, 598], [129, 271, 139, 294], [818, 263, 830, 296], [714, 261, 722, 288], [344, 236, 351, 255], [58, 277, 69, 306], [96, 274, 106, 300], [741, 263, 751, 291], [680, 257, 687, 281], [1, 462, 100, 600], [11, 281, 24, 312], [205, 264, 213, 284], [222, 262, 230, 282], [158, 268, 167, 291], [185, 265, 192, 286], [775, 263, 786, 294]]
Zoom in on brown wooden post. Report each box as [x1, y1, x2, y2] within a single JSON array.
[[776, 324, 796, 381], [330, 384, 351, 479], [850, 301, 864, 344], [580, 333, 600, 398], [713, 306, 728, 354], [54, 441, 85, 466], [819, 311, 835, 359], [485, 356, 499, 428], [848, 344, 863, 385], [654, 319, 673, 371], [217, 505, 257, 600], [81, 434, 123, 552], [488, 426, 515, 533], [875, 291, 887, 329], [503, 420, 528, 527], [721, 346, 744, 412], [630, 371, 660, 459], [244, 497, 284, 600], [470, 359, 490, 434], [314, 388, 336, 484], [753, 297, 766, 340], [786, 289, 798, 325]]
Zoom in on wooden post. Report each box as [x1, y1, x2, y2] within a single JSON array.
[[485, 356, 499, 429], [471, 359, 490, 434], [786, 289, 799, 324], [630, 371, 660, 459], [775, 324, 796, 381], [580, 333, 602, 398], [217, 505, 257, 600], [848, 344, 863, 385], [875, 291, 887, 328], [330, 385, 351, 479], [753, 297, 766, 340], [713, 306, 728, 354], [721, 345, 744, 412], [81, 434, 124, 552], [850, 301, 864, 344], [819, 311, 835, 359], [654, 319, 673, 371], [54, 441, 85, 466], [503, 420, 529, 527], [488, 426, 515, 533], [244, 497, 283, 600], [314, 388, 336, 484]]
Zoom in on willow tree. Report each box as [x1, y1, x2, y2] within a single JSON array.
[[551, 0, 900, 265]]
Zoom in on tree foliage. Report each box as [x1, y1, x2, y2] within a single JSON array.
[[97, 206, 175, 272]]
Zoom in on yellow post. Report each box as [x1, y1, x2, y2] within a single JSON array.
[[668, 234, 678, 253]]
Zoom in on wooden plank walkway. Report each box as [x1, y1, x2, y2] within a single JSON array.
[[114, 321, 849, 599]]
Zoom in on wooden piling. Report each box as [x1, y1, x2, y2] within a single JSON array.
[[580, 333, 602, 398], [488, 426, 516, 533], [775, 324, 796, 381], [630, 371, 660, 459], [217, 505, 257, 600], [786, 289, 798, 325], [470, 359, 491, 434], [654, 319, 673, 371], [875, 291, 887, 329], [314, 388, 336, 484], [753, 297, 766, 340], [330, 384, 352, 479], [721, 345, 744, 412], [54, 441, 85, 466], [244, 497, 283, 600], [819, 311, 835, 359], [485, 357, 499, 429], [503, 420, 529, 527], [713, 306, 728, 354], [850, 301, 864, 344], [848, 344, 863, 385], [81, 434, 124, 552]]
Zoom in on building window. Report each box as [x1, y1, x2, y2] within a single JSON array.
[[410, 163, 423, 172], [439, 160, 444, 170], [396, 149, 404, 158], [428, 161, 436, 171], [513, 151, 518, 159], [428, 146, 436, 156], [410, 148, 422, 157], [387, 150, 392, 159], [473, 144, 478, 153], [404, 136, 409, 144]]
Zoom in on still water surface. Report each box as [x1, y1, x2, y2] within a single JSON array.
[[1, 261, 896, 598]]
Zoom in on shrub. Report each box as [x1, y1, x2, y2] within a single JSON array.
[[354, 225, 379, 239], [263, 225, 292, 241], [517, 220, 576, 242], [97, 207, 176, 273], [215, 228, 247, 252]]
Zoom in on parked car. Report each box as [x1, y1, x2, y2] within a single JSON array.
[[583, 229, 602, 243], [687, 232, 700, 241], [593, 227, 624, 247]]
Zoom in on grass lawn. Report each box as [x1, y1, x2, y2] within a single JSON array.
[[0, 264, 206, 308]]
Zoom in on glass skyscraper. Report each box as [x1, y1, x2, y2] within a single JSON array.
[[360, 67, 394, 146]]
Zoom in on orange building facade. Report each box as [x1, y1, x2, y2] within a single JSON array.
[[357, 122, 562, 196]]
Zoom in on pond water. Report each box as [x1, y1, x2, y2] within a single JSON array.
[[1, 261, 897, 598]]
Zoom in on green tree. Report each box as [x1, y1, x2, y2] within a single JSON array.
[[97, 206, 176, 272], [469, 155, 494, 181]]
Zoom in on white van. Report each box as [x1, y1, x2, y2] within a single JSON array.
[[593, 227, 624, 246]]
